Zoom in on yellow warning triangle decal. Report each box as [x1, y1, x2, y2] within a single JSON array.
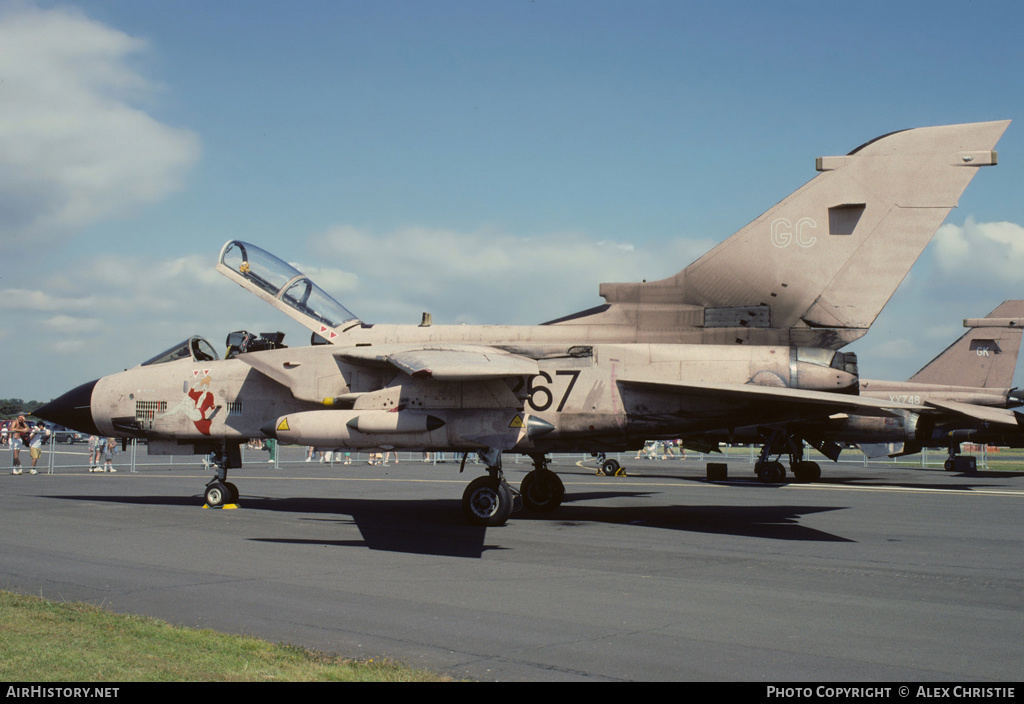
[[277, 418, 290, 432], [509, 414, 525, 429]]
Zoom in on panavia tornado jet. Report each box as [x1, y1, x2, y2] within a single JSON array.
[[37, 120, 1008, 525]]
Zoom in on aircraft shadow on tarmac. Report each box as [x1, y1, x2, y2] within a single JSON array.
[[48, 490, 852, 559], [550, 492, 851, 543], [822, 474, 1024, 492], [639, 467, 1024, 494]]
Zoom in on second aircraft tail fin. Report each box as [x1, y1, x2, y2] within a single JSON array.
[[908, 300, 1024, 389]]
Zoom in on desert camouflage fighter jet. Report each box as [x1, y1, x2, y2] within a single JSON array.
[[684, 301, 1024, 480], [37, 120, 1008, 525]]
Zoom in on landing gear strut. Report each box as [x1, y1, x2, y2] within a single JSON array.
[[943, 439, 977, 473], [943, 437, 961, 471], [204, 442, 241, 508]]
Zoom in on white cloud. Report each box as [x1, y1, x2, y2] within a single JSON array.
[[849, 218, 1024, 383], [933, 219, 1024, 282], [0, 5, 200, 250], [7, 262, 282, 406], [308, 225, 711, 324], [287, 263, 360, 296], [0, 287, 101, 311], [46, 314, 101, 334]]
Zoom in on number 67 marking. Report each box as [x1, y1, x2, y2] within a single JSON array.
[[524, 370, 580, 412]]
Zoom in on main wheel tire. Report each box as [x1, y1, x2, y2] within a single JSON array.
[[600, 458, 621, 476], [756, 460, 786, 484], [462, 476, 513, 526], [520, 469, 565, 512], [792, 461, 821, 483]]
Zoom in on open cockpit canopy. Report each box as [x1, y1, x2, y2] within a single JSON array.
[[217, 240, 361, 341]]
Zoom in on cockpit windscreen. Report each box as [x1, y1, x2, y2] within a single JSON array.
[[140, 336, 220, 367]]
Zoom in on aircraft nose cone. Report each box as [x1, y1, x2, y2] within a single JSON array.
[[35, 379, 101, 436], [259, 421, 277, 439]]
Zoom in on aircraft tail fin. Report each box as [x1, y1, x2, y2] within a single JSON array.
[[907, 300, 1024, 388], [563, 121, 1010, 349]]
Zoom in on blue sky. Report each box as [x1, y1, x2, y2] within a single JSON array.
[[3, 0, 1024, 401]]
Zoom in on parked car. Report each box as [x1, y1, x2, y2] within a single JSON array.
[[49, 424, 87, 444]]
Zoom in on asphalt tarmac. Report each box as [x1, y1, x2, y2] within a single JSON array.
[[2, 444, 1023, 682]]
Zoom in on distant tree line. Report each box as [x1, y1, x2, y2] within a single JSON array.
[[0, 399, 45, 417]]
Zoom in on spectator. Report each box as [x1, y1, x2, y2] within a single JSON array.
[[28, 421, 51, 474], [101, 437, 118, 472], [8, 415, 30, 475]]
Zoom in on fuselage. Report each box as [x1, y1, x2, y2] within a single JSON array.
[[73, 336, 857, 455]]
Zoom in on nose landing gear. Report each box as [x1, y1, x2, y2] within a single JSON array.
[[203, 442, 242, 508], [204, 480, 239, 508]]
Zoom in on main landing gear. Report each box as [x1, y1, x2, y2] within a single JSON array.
[[943, 439, 978, 473], [520, 454, 565, 512], [460, 453, 565, 526], [754, 431, 821, 484], [462, 471, 519, 527], [591, 452, 623, 476]]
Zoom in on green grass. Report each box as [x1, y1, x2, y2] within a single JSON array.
[[0, 590, 453, 682], [974, 448, 1024, 472]]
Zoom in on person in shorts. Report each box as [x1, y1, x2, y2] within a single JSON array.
[[9, 415, 29, 475], [101, 437, 118, 472], [88, 435, 103, 472], [28, 421, 51, 474]]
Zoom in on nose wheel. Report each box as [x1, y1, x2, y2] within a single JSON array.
[[204, 480, 239, 508]]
